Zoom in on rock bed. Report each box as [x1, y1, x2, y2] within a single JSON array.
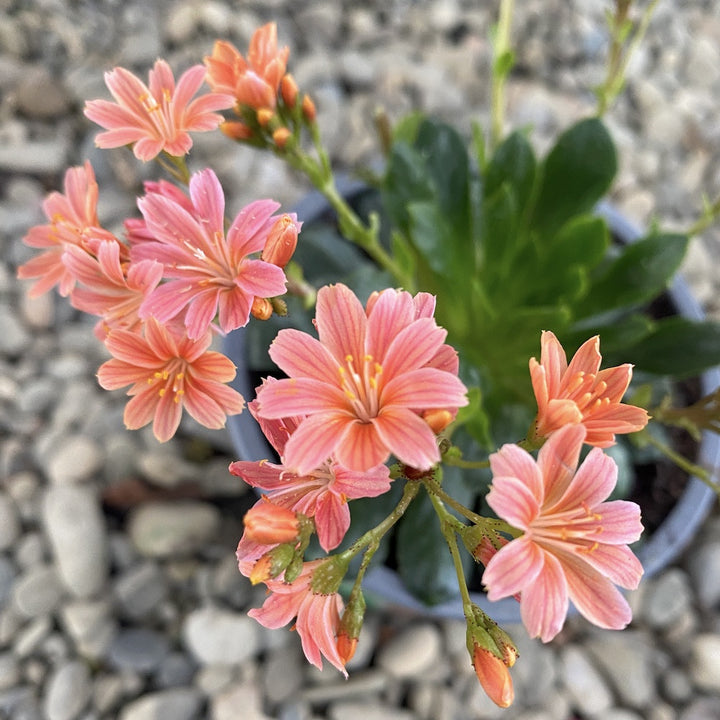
[[1, 1, 720, 718]]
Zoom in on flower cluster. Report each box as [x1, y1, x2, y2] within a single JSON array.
[[20, 14, 717, 710]]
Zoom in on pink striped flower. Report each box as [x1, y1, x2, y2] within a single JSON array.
[[530, 331, 649, 447], [255, 284, 468, 474], [482, 424, 644, 642], [247, 559, 347, 676], [64, 239, 164, 340], [97, 317, 245, 442], [17, 161, 117, 297], [230, 379, 392, 551], [204, 24, 289, 110], [132, 169, 291, 339], [124, 180, 195, 247], [84, 59, 234, 161]]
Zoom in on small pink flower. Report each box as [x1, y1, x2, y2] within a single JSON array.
[[482, 424, 644, 642], [255, 284, 468, 474], [84, 59, 234, 161], [530, 331, 649, 447], [133, 169, 290, 339], [230, 379, 392, 551], [64, 239, 164, 340], [124, 180, 196, 246], [204, 25, 289, 110], [97, 317, 245, 442], [17, 161, 116, 297], [247, 559, 347, 676]]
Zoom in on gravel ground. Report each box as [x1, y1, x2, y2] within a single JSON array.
[[2, 1, 720, 719]]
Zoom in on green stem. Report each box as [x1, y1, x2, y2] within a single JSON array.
[[686, 193, 720, 237], [443, 455, 491, 470], [490, 0, 515, 150], [643, 431, 720, 495]]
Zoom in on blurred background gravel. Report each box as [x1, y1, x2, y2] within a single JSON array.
[[1, 1, 720, 719]]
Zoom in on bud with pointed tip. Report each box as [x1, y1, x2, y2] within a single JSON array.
[[280, 73, 299, 108]]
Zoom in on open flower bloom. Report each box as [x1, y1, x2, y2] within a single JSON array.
[[230, 380, 392, 551], [124, 180, 196, 246], [97, 317, 245, 442], [530, 331, 649, 446], [247, 559, 347, 676], [204, 24, 289, 109], [84, 59, 234, 161], [64, 239, 164, 340], [254, 284, 468, 474], [133, 169, 291, 339], [17, 161, 117, 298], [483, 424, 644, 642]]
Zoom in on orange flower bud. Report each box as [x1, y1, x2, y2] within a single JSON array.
[[251, 296, 273, 321], [221, 120, 253, 141], [249, 543, 294, 585], [336, 632, 358, 665], [272, 127, 292, 149], [280, 73, 299, 108], [244, 502, 300, 545], [257, 108, 274, 127], [471, 644, 514, 708], [262, 214, 299, 268], [301, 94, 316, 123], [422, 408, 453, 434]]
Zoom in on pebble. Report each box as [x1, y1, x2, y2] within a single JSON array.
[[687, 539, 720, 609], [643, 568, 694, 628], [46, 435, 104, 485], [327, 702, 417, 720], [15, 65, 70, 118], [211, 682, 271, 720], [60, 599, 116, 660], [127, 501, 221, 558], [375, 623, 443, 679], [108, 627, 171, 673], [114, 562, 169, 619], [12, 564, 64, 617], [688, 633, 720, 692], [42, 661, 91, 720], [0, 493, 21, 550], [558, 644, 613, 715], [42, 485, 109, 598], [182, 606, 261, 665], [118, 689, 202, 720], [0, 653, 20, 691]]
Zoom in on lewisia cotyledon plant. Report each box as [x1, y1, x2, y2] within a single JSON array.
[[22, 13, 720, 709]]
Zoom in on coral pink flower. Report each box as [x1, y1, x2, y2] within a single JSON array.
[[204, 24, 289, 109], [230, 380, 392, 551], [530, 331, 649, 447], [84, 59, 234, 161], [132, 169, 291, 339], [17, 161, 116, 297], [482, 424, 644, 642], [64, 239, 164, 340], [255, 284, 468, 474], [247, 559, 347, 676], [97, 317, 245, 442]]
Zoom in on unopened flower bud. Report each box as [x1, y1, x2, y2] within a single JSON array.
[[337, 592, 366, 665], [251, 296, 273, 321], [244, 502, 300, 545], [262, 214, 299, 268], [301, 94, 316, 123], [272, 127, 292, 149], [422, 408, 454, 434], [221, 121, 253, 141], [310, 556, 349, 595], [283, 554, 305, 584], [280, 73, 299, 108], [257, 108, 274, 127], [249, 543, 295, 584], [471, 642, 514, 708]]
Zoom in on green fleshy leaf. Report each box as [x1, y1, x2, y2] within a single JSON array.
[[484, 130, 537, 216]]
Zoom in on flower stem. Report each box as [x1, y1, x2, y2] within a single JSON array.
[[490, 0, 515, 150]]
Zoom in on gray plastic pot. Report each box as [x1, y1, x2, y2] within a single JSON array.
[[223, 190, 719, 623]]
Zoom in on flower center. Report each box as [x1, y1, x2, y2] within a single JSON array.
[[530, 503, 604, 553], [149, 358, 187, 404], [337, 353, 383, 423], [563, 371, 611, 417]]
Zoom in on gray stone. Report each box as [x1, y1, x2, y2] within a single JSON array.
[[375, 623, 443, 679], [15, 66, 70, 118], [0, 307, 31, 356], [42, 485, 109, 598], [118, 689, 202, 720], [0, 492, 21, 550], [558, 645, 613, 716], [154, 652, 197, 688], [14, 616, 53, 658], [687, 539, 720, 609], [262, 645, 304, 705], [328, 701, 417, 720], [108, 628, 171, 673], [42, 661, 91, 720], [46, 435, 104, 485], [182, 606, 261, 665], [60, 599, 116, 660], [12, 564, 64, 617], [127, 501, 221, 558], [689, 633, 720, 692], [114, 562, 169, 619], [679, 697, 720, 720], [211, 682, 271, 720], [0, 557, 16, 609], [0, 653, 20, 691], [0, 139, 70, 175], [643, 568, 694, 628]]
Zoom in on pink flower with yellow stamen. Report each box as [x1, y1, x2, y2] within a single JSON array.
[[97, 317, 245, 442], [17, 161, 117, 298], [482, 424, 644, 642], [132, 168, 292, 340], [84, 59, 234, 161], [530, 331, 649, 447], [64, 239, 164, 340], [255, 284, 468, 474], [230, 379, 392, 551], [204, 24, 289, 110], [246, 559, 348, 676]]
